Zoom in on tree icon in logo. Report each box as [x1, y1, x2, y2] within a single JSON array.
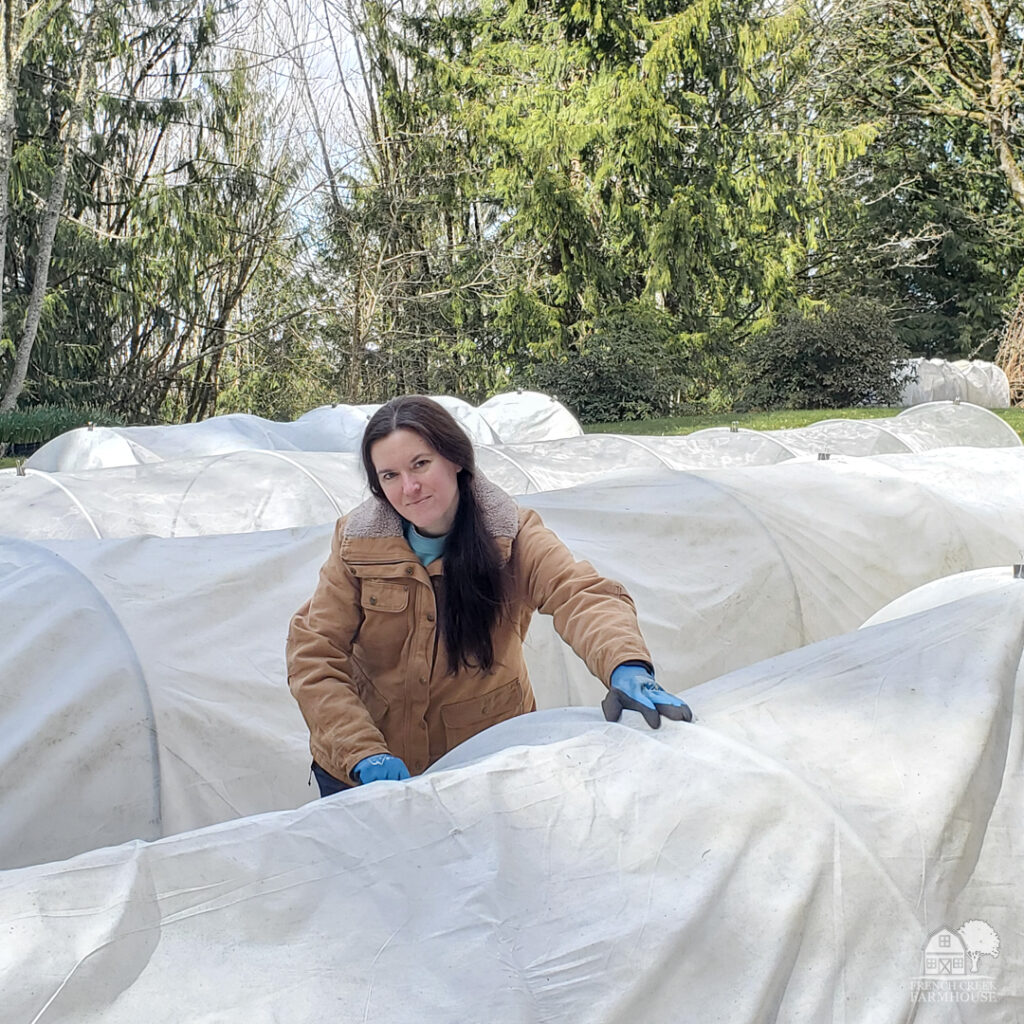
[[958, 920, 1000, 973]]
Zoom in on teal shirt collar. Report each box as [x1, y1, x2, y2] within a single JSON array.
[[403, 520, 447, 566]]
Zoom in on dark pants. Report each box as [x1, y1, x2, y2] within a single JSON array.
[[311, 761, 352, 798]]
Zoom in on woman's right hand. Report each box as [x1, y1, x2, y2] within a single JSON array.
[[353, 753, 411, 784], [603, 664, 692, 729]]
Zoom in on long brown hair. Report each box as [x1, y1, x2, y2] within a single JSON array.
[[361, 396, 506, 673]]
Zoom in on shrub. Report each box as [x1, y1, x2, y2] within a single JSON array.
[[0, 403, 125, 453], [738, 298, 913, 410], [518, 305, 689, 423]]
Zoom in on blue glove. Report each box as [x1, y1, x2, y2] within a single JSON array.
[[603, 664, 692, 729], [353, 753, 411, 784]]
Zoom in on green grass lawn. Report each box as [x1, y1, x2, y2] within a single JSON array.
[[586, 406, 1024, 441]]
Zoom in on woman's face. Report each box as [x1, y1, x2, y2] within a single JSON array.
[[370, 428, 462, 537]]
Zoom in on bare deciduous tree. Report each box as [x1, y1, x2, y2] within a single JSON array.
[[831, 0, 1024, 212]]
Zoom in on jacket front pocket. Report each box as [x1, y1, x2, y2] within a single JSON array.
[[355, 675, 390, 724], [360, 581, 409, 613], [440, 679, 524, 750], [355, 580, 411, 675]]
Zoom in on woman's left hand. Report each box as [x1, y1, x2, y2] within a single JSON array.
[[603, 664, 692, 729]]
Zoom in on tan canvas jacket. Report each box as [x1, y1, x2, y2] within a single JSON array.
[[286, 475, 652, 785]]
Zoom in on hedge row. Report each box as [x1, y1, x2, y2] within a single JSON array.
[[0, 404, 125, 448]]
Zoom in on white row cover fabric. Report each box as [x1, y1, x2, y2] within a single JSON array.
[[899, 358, 1011, 408], [3, 403, 1018, 542], [24, 392, 580, 471], [27, 413, 306, 471], [0, 451, 367, 541], [3, 572, 1022, 1022], [26, 392, 1016, 476], [413, 394, 501, 445], [3, 446, 1024, 870], [862, 565, 1024, 626], [477, 388, 584, 442], [512, 446, 1024, 714]]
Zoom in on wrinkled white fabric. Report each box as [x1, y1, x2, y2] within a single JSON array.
[[424, 394, 503, 445], [861, 565, 1023, 626], [0, 452, 367, 540], [521, 447, 1024, 710], [3, 578, 1022, 1022], [25, 396, 504, 471], [478, 389, 584, 442], [0, 542, 161, 869], [4, 406, 1020, 541], [3, 448, 1024, 869], [899, 358, 1011, 408], [24, 398, 1017, 474]]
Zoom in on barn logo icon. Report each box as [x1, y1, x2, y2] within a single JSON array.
[[912, 920, 1000, 1004]]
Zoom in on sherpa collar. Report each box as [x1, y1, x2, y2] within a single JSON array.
[[343, 472, 520, 542]]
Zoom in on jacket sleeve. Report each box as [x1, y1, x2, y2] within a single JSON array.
[[513, 508, 653, 686], [286, 518, 389, 784]]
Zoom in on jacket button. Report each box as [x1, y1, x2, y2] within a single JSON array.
[[426, 613, 435, 622], [405, 566, 414, 575], [369, 596, 377, 605], [419, 676, 427, 685]]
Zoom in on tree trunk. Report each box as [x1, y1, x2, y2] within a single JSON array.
[[0, 81, 15, 349], [348, 261, 365, 400], [988, 123, 1024, 216], [0, 0, 104, 413], [0, 0, 26, 373]]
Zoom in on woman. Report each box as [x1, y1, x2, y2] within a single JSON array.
[[287, 395, 690, 795]]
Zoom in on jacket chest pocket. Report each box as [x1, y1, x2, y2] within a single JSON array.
[[361, 581, 410, 613], [355, 580, 411, 666], [440, 679, 524, 751]]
